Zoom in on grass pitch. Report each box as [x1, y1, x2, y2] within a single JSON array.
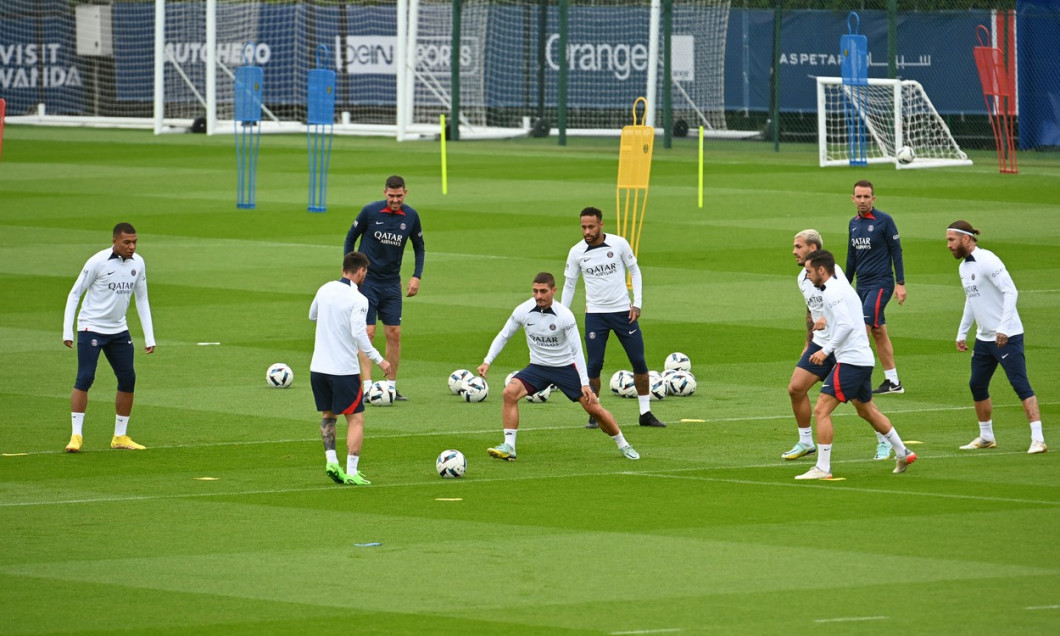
[[1, 127, 1058, 635]]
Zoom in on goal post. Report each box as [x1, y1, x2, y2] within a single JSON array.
[[817, 76, 972, 170]]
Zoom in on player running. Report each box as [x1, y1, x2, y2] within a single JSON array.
[[479, 272, 640, 462], [559, 207, 665, 429], [795, 250, 917, 481]]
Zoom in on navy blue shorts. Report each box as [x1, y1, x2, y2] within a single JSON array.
[[311, 372, 365, 415], [969, 335, 1035, 402], [359, 277, 402, 326], [821, 362, 874, 404], [796, 342, 837, 380], [75, 330, 136, 392], [857, 286, 892, 328], [513, 364, 585, 402], [583, 311, 648, 377]]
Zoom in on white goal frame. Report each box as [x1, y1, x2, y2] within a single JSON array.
[[816, 76, 972, 170]]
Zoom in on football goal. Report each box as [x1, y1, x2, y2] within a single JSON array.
[[816, 76, 972, 169]]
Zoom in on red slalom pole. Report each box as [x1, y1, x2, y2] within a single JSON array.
[[973, 25, 1018, 174]]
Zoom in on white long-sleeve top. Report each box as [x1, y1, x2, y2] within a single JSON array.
[[560, 234, 642, 313], [818, 275, 875, 366], [957, 246, 1023, 342], [309, 279, 384, 375], [483, 298, 590, 386], [799, 264, 846, 347], [63, 248, 155, 346]]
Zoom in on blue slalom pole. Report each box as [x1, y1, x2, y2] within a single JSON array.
[[840, 12, 868, 166], [234, 43, 263, 209], [307, 45, 335, 213]]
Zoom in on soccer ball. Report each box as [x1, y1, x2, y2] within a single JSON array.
[[667, 370, 697, 397], [266, 363, 293, 388], [449, 369, 473, 395], [526, 384, 551, 403], [367, 381, 395, 406], [460, 376, 489, 402], [436, 449, 466, 478], [610, 370, 637, 398], [664, 352, 691, 372], [648, 371, 667, 401], [896, 146, 916, 165]]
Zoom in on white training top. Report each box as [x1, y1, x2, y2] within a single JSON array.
[[818, 275, 875, 366], [560, 234, 642, 313], [957, 246, 1023, 342], [483, 298, 590, 386], [63, 248, 155, 346], [309, 279, 384, 375], [798, 263, 845, 347]]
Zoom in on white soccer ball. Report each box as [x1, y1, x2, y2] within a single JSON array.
[[667, 370, 697, 397], [460, 376, 489, 402], [661, 368, 677, 393], [367, 381, 395, 406], [664, 352, 691, 372], [648, 371, 667, 401], [610, 370, 637, 398], [266, 363, 293, 388], [436, 449, 466, 478], [449, 369, 473, 395], [525, 384, 551, 403], [896, 145, 916, 165]]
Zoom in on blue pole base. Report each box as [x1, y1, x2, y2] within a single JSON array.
[[847, 160, 868, 166], [308, 206, 327, 213], [237, 203, 256, 209]]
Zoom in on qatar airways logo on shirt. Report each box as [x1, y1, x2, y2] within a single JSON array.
[[964, 284, 981, 298], [851, 237, 872, 250], [585, 262, 618, 277], [807, 295, 824, 311], [530, 335, 560, 346], [108, 281, 135, 294], [373, 230, 404, 247]]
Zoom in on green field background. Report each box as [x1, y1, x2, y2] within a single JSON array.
[[1, 127, 1057, 634]]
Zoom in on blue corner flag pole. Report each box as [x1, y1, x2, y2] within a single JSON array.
[[234, 42, 263, 209], [840, 12, 868, 166], [307, 45, 335, 213]]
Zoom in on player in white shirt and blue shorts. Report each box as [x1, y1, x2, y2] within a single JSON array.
[[62, 223, 156, 453], [560, 207, 665, 429], [309, 251, 392, 485], [946, 221, 1046, 454], [794, 250, 917, 480], [478, 272, 640, 462]]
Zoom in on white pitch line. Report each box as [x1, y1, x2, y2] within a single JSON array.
[[611, 629, 683, 635], [814, 616, 888, 623], [1026, 605, 1060, 610]]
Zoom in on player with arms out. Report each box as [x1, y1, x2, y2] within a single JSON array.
[[309, 251, 392, 485], [62, 222, 155, 452], [795, 250, 917, 481], [478, 272, 640, 462], [846, 180, 906, 400], [344, 175, 424, 401], [560, 207, 665, 429], [946, 221, 1046, 454]]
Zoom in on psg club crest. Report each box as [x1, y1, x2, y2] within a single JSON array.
[[90, 339, 99, 347], [588, 331, 596, 339], [607, 251, 614, 259], [868, 225, 874, 232], [131, 269, 136, 276], [549, 323, 557, 331], [400, 223, 407, 231], [971, 273, 976, 280]]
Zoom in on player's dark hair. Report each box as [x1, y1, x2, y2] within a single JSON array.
[[948, 220, 980, 242], [385, 175, 406, 190], [343, 251, 370, 274], [804, 249, 836, 276], [533, 272, 556, 288], [853, 179, 874, 195], [113, 222, 136, 237], [580, 206, 603, 221]]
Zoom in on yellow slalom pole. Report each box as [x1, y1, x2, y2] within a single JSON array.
[[440, 114, 448, 195], [698, 125, 704, 208], [616, 97, 654, 290]]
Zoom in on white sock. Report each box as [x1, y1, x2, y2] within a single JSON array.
[[71, 413, 84, 436], [114, 415, 129, 437], [325, 449, 338, 464], [503, 428, 518, 450], [883, 428, 908, 458], [388, 379, 396, 392], [347, 454, 360, 474], [798, 427, 814, 446], [611, 433, 629, 448], [875, 431, 890, 445], [637, 395, 651, 415], [1029, 421, 1044, 443], [979, 420, 995, 442], [884, 368, 899, 384], [816, 444, 832, 474]]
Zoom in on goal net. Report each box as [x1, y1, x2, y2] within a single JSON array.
[[816, 77, 972, 169]]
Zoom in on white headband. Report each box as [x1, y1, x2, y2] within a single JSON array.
[[948, 228, 976, 237]]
